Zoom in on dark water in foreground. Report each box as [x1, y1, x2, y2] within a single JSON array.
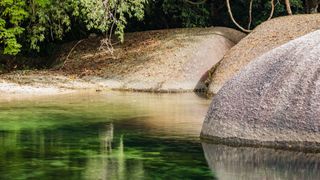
[[0, 92, 320, 180]]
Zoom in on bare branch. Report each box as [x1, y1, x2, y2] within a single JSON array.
[[248, 0, 254, 30], [285, 0, 293, 15], [184, 0, 208, 5], [267, 0, 275, 20], [61, 39, 85, 69], [99, 0, 120, 56], [226, 0, 252, 33]]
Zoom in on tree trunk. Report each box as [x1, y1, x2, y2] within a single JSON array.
[[285, 0, 293, 15]]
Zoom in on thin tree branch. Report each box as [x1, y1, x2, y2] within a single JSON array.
[[226, 0, 252, 33], [184, 0, 207, 5], [248, 0, 254, 30], [61, 39, 84, 69], [267, 0, 275, 20]]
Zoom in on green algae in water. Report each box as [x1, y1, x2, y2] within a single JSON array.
[[0, 92, 214, 180], [2, 92, 320, 180]]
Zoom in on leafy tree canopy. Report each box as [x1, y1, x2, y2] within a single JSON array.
[[0, 0, 145, 55], [0, 0, 314, 56]]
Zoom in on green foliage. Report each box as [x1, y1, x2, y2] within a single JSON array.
[[27, 0, 72, 52], [0, 0, 309, 57], [252, 0, 304, 26], [0, 0, 146, 55], [162, 0, 210, 28], [0, 0, 28, 55], [133, 0, 305, 33], [76, 0, 145, 43]]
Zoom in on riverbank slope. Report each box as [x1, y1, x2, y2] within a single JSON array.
[[0, 27, 245, 98]]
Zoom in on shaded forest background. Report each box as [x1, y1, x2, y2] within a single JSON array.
[[0, 0, 318, 71]]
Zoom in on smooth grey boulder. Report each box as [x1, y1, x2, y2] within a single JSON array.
[[201, 30, 320, 151]]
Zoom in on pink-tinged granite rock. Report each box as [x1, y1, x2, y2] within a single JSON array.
[[57, 27, 245, 92], [207, 14, 320, 95], [201, 30, 320, 152]]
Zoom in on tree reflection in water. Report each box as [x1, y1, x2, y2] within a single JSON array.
[[0, 92, 214, 179], [84, 123, 145, 180]]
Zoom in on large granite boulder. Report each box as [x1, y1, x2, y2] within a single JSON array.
[[207, 14, 320, 95], [57, 27, 245, 92], [201, 30, 320, 151]]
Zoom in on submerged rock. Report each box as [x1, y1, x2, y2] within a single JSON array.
[[201, 30, 320, 151], [207, 14, 320, 95], [56, 27, 245, 92]]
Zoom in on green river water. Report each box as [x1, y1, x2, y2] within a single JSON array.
[[0, 92, 320, 180]]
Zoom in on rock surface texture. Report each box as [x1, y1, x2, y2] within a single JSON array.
[[56, 27, 245, 92], [208, 14, 320, 95], [201, 30, 320, 152]]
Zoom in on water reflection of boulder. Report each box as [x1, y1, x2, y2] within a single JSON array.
[[202, 143, 320, 180], [201, 30, 320, 151]]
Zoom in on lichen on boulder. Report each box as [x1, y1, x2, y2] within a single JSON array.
[[201, 30, 320, 151]]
